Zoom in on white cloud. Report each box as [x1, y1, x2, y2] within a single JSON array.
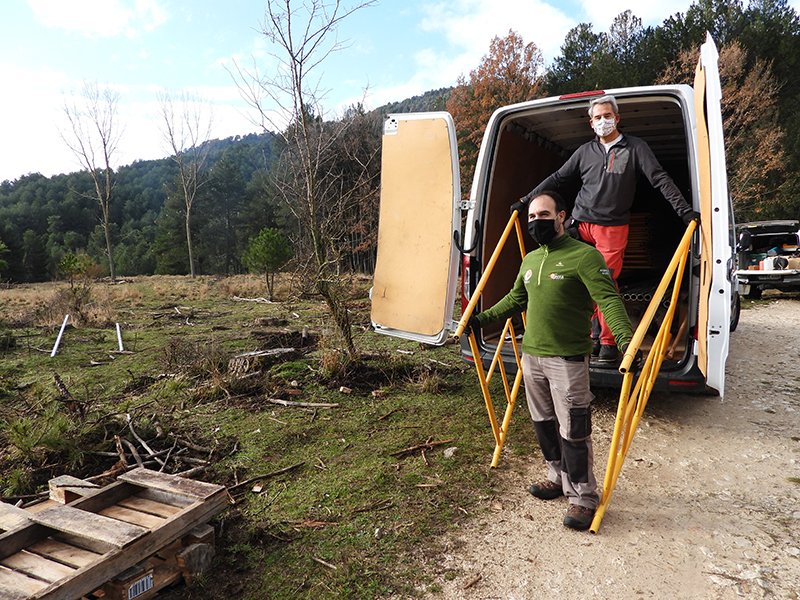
[[189, 84, 250, 105], [362, 82, 423, 110], [135, 0, 168, 32], [0, 63, 76, 180], [419, 0, 575, 66], [26, 0, 168, 38], [114, 86, 263, 166], [358, 0, 578, 112]]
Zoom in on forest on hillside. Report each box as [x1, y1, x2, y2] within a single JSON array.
[[1, 0, 799, 284]]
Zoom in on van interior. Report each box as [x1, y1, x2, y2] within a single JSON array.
[[476, 93, 695, 368]]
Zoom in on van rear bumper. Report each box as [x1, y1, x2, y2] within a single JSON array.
[[460, 337, 710, 394]]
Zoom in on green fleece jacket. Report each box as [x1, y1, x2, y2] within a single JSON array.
[[477, 233, 632, 357]]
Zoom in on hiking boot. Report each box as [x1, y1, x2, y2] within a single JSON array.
[[528, 479, 564, 500], [590, 344, 617, 366], [563, 504, 595, 531]]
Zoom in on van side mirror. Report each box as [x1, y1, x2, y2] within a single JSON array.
[[737, 231, 751, 252]]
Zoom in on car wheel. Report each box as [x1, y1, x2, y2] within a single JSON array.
[[730, 291, 741, 332], [745, 286, 762, 300]]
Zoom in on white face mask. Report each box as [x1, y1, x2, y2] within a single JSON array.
[[592, 116, 617, 137]]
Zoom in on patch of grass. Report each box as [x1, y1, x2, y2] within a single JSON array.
[[0, 275, 528, 600]]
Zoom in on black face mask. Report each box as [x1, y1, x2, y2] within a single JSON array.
[[528, 218, 558, 246]]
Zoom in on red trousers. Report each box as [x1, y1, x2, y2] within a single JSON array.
[[577, 223, 629, 346]]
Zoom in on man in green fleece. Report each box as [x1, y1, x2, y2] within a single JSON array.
[[468, 191, 633, 530]]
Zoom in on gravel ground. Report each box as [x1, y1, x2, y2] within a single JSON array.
[[424, 297, 800, 600]]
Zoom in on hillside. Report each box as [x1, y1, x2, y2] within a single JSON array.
[[0, 87, 455, 284]]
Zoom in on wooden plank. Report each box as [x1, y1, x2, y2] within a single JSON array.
[[48, 476, 99, 504], [0, 503, 32, 531], [33, 486, 227, 600], [0, 581, 28, 600], [0, 522, 52, 561], [0, 564, 49, 596], [1, 549, 76, 582], [182, 524, 214, 547], [116, 496, 181, 519], [23, 501, 57, 515], [152, 539, 182, 561], [135, 488, 193, 509], [69, 482, 138, 514], [98, 505, 165, 530], [119, 468, 222, 501], [27, 539, 101, 569], [30, 505, 147, 549], [52, 531, 115, 556]]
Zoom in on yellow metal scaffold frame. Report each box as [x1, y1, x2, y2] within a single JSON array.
[[453, 211, 698, 534]]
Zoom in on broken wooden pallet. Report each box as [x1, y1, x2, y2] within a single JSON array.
[[0, 468, 226, 600]]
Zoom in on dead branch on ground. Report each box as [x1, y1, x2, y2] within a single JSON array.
[[267, 398, 339, 408], [227, 462, 306, 492], [389, 439, 455, 458]]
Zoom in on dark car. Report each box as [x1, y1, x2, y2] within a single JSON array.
[[735, 220, 800, 299]]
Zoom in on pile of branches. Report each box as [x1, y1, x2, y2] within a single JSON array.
[[87, 413, 221, 482]]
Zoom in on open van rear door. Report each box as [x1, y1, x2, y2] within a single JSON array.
[[370, 113, 461, 345], [695, 33, 732, 396]]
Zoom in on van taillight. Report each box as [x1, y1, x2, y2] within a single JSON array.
[[560, 90, 606, 99], [462, 255, 471, 314]]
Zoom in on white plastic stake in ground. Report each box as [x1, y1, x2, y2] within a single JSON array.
[[50, 314, 70, 357], [116, 323, 124, 352]]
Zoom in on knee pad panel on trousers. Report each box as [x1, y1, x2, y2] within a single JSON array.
[[561, 437, 590, 483], [533, 420, 561, 462], [568, 406, 592, 440]]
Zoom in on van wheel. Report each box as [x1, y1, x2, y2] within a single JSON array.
[[730, 291, 741, 332], [745, 286, 762, 300]]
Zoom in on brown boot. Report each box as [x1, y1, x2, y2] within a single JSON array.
[[528, 479, 564, 500], [563, 504, 595, 530]]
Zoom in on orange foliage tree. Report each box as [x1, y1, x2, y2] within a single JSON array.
[[658, 41, 787, 220], [446, 30, 545, 203]]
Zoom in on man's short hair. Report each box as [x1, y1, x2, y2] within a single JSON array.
[[588, 95, 619, 116], [533, 190, 567, 215]]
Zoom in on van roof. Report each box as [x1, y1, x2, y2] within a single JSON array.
[[500, 90, 690, 162]]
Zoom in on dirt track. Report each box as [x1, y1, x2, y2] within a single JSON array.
[[425, 298, 800, 599]]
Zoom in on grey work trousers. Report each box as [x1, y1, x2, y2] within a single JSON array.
[[522, 353, 599, 509]]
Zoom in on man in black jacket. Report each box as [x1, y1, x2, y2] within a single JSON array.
[[517, 95, 699, 365]]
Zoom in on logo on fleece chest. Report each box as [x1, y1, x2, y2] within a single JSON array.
[[523, 260, 568, 284]]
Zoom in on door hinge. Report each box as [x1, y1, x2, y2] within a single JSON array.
[[384, 116, 399, 136]]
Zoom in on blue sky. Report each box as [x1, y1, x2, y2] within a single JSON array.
[[2, 0, 792, 183]]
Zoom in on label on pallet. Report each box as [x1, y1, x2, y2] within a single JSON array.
[[128, 573, 154, 599]]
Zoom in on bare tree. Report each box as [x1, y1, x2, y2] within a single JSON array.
[[228, 0, 378, 360], [61, 82, 123, 280], [157, 91, 215, 278]]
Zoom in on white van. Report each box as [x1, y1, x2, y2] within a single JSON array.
[[370, 34, 737, 396]]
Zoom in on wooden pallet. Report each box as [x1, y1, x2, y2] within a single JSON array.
[[0, 468, 227, 600]]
